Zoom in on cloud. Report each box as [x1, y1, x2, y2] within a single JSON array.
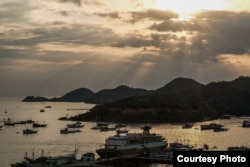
[[56, 0, 82, 6], [94, 12, 121, 19], [55, 0, 103, 7], [129, 9, 178, 23]]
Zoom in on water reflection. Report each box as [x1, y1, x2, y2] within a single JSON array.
[[0, 97, 250, 167]]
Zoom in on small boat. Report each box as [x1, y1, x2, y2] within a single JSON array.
[[60, 128, 81, 134], [99, 126, 116, 132], [67, 122, 84, 128], [45, 105, 52, 108], [182, 123, 193, 129], [227, 146, 250, 151], [23, 128, 38, 134], [40, 109, 45, 112], [4, 118, 15, 126], [12, 150, 77, 166], [4, 121, 15, 126], [200, 123, 223, 130], [80, 152, 95, 162], [213, 127, 229, 132], [242, 120, 250, 128], [96, 122, 109, 127], [15, 120, 28, 125], [116, 129, 129, 134], [32, 122, 47, 128], [25, 118, 35, 124], [115, 124, 127, 129]]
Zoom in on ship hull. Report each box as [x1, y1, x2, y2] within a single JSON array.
[[96, 144, 167, 159]]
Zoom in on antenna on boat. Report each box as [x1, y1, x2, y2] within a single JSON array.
[[32, 148, 35, 160]]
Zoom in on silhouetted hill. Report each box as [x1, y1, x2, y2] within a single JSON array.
[[67, 76, 250, 123], [156, 77, 205, 94], [22, 96, 49, 102], [85, 85, 152, 104], [51, 88, 94, 102]]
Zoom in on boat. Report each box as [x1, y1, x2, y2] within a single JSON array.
[[60, 128, 81, 134], [11, 149, 96, 167], [3, 118, 15, 126], [4, 121, 15, 126], [182, 123, 193, 129], [213, 126, 229, 132], [45, 105, 52, 108], [99, 126, 116, 132], [67, 122, 84, 128], [23, 128, 38, 134], [32, 122, 47, 128], [25, 118, 35, 124], [116, 129, 129, 134], [40, 109, 45, 112], [12, 149, 77, 167], [80, 152, 95, 162], [242, 120, 250, 128], [227, 146, 250, 151], [96, 126, 168, 159], [200, 123, 223, 130]]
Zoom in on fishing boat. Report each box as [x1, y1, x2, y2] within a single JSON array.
[[96, 126, 168, 158], [67, 122, 84, 128], [12, 149, 77, 167], [60, 128, 81, 134], [23, 128, 38, 135], [213, 126, 229, 132], [4, 118, 15, 126], [32, 122, 47, 128], [200, 123, 223, 130], [242, 120, 250, 128], [182, 123, 193, 129]]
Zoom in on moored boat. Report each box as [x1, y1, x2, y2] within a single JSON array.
[[96, 126, 168, 159], [182, 123, 193, 129], [242, 120, 250, 128], [60, 128, 81, 134], [200, 123, 223, 130], [32, 122, 47, 128], [213, 126, 229, 132], [23, 128, 38, 134], [67, 122, 84, 128]]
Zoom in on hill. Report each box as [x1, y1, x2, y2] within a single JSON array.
[[67, 76, 250, 123], [85, 85, 152, 104], [50, 88, 94, 102]]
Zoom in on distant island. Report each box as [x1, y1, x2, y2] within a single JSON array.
[[23, 76, 250, 123]]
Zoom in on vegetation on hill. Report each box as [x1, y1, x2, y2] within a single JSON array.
[[66, 76, 250, 123], [23, 76, 250, 123]]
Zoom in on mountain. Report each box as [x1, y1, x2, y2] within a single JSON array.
[[85, 85, 151, 104], [67, 76, 250, 123], [50, 88, 94, 102], [155, 77, 205, 95], [22, 96, 49, 102]]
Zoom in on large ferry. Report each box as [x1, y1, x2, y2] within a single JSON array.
[[96, 126, 168, 158]]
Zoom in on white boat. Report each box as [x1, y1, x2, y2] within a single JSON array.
[[96, 126, 168, 158], [67, 122, 84, 128]]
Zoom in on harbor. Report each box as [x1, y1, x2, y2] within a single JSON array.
[[1, 97, 250, 167]]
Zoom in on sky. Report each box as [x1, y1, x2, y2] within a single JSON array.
[[0, 0, 250, 97]]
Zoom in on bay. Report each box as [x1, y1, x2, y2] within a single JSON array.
[[0, 97, 250, 167]]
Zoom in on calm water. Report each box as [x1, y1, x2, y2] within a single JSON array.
[[0, 97, 250, 167]]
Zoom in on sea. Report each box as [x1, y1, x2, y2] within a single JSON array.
[[0, 97, 250, 167]]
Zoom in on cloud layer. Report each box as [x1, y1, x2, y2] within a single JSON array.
[[0, 0, 250, 96]]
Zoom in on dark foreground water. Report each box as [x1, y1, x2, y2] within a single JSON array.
[[0, 97, 250, 167]]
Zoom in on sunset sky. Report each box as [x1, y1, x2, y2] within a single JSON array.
[[1, 0, 250, 97]]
